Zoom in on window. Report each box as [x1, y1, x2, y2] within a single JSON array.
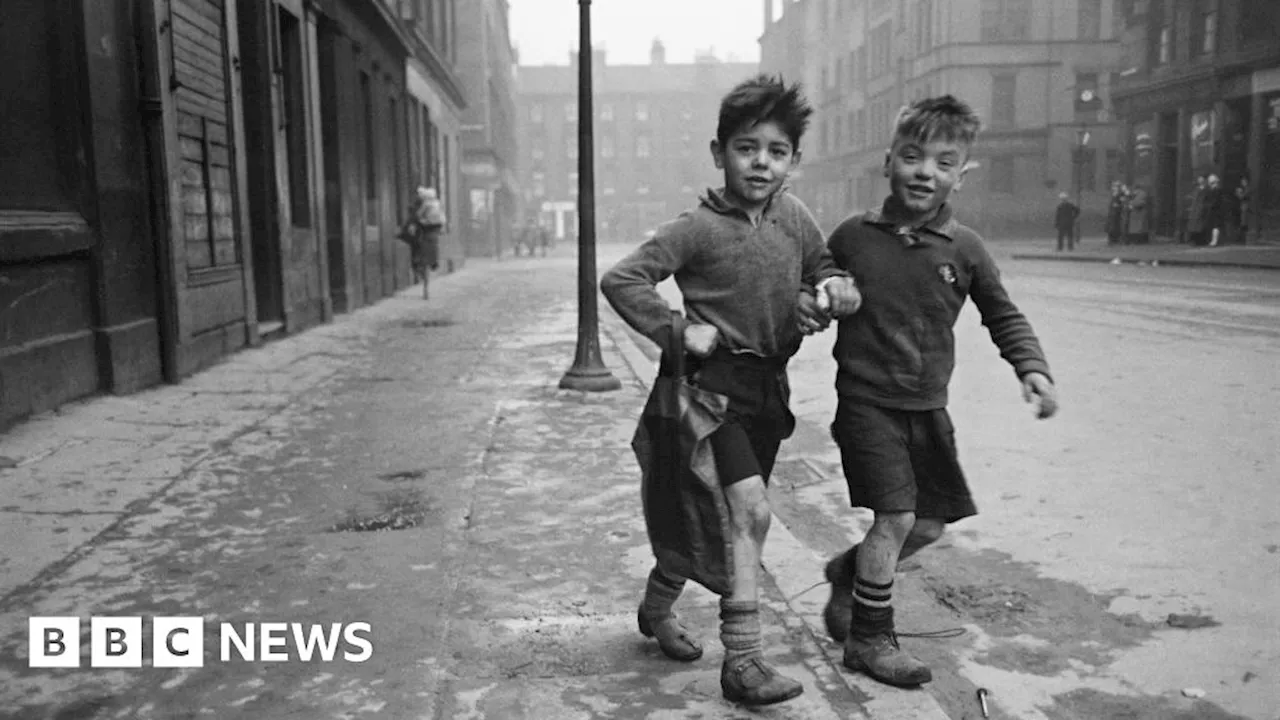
[[1151, 0, 1173, 65], [1078, 0, 1102, 39], [601, 103, 613, 121], [636, 135, 651, 158], [530, 103, 543, 123], [980, 0, 1030, 41], [567, 136, 578, 160], [569, 171, 578, 195], [1194, 0, 1217, 55], [989, 156, 1015, 193], [991, 74, 1016, 129], [532, 147, 544, 161], [532, 171, 545, 197], [636, 102, 649, 121], [565, 101, 577, 121], [601, 135, 614, 158]]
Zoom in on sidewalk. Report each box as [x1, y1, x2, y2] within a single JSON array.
[[0, 252, 943, 719], [1006, 236, 1280, 270]]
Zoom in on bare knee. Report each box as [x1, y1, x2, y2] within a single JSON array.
[[870, 511, 916, 543], [909, 519, 945, 547]]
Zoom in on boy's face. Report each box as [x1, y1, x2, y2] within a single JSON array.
[[883, 136, 968, 220], [711, 120, 799, 211]]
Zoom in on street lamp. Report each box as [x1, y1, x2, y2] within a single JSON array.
[[559, 0, 621, 392]]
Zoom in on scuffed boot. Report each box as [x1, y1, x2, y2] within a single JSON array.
[[843, 631, 932, 687], [721, 656, 804, 706], [637, 607, 702, 662], [822, 545, 858, 643]]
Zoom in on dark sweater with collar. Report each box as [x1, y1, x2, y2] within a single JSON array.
[[601, 187, 847, 360], [827, 198, 1051, 411]]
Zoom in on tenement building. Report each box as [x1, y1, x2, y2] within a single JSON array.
[[516, 43, 756, 244], [1111, 0, 1280, 242], [760, 0, 1127, 237]]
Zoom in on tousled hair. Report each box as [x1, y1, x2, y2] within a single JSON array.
[[716, 73, 813, 150], [891, 95, 982, 150]]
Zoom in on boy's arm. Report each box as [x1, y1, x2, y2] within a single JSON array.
[[966, 240, 1052, 382], [600, 218, 697, 356], [792, 197, 848, 290]]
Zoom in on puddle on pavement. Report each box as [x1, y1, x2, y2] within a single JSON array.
[[328, 489, 432, 532], [400, 318, 456, 328]]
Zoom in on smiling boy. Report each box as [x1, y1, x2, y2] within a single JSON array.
[[602, 74, 860, 706], [808, 95, 1058, 687]]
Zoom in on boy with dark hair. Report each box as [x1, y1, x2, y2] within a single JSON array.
[[602, 73, 861, 706], [804, 95, 1059, 687]]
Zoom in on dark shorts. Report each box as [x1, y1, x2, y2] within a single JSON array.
[[687, 352, 795, 486], [830, 399, 977, 522]]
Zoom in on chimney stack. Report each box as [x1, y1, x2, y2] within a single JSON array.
[[650, 38, 666, 65]]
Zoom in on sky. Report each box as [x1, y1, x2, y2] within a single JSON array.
[[508, 0, 764, 66]]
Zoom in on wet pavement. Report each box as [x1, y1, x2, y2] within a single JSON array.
[[0, 251, 915, 719], [2, 242, 1277, 719]]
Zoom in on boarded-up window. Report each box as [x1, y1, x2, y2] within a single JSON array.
[[172, 0, 237, 270]]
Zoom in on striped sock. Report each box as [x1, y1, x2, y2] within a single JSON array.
[[720, 599, 762, 666], [851, 576, 895, 636], [640, 566, 685, 620]]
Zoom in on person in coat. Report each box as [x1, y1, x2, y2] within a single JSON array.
[[1126, 184, 1149, 245], [1185, 175, 1206, 245], [1106, 182, 1127, 245], [1054, 192, 1080, 251]]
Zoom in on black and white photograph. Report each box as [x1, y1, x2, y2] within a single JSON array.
[[1, 0, 1278, 717]]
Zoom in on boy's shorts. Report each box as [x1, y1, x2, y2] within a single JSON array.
[[688, 352, 795, 486], [830, 398, 977, 522]]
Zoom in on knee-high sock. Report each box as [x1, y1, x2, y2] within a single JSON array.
[[641, 566, 685, 620], [720, 599, 762, 666], [851, 576, 894, 636]]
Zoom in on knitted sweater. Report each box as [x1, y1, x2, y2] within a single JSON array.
[[602, 188, 847, 359]]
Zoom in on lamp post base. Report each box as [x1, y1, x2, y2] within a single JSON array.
[[558, 364, 622, 392]]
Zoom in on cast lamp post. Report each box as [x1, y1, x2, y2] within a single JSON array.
[[559, 0, 621, 392]]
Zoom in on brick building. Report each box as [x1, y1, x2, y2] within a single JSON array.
[[1111, 0, 1280, 242], [516, 44, 756, 244], [0, 0, 466, 430], [760, 0, 1127, 238]]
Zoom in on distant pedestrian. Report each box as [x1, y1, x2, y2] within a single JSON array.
[[1204, 174, 1226, 247], [808, 95, 1057, 690], [602, 74, 860, 707], [1126, 184, 1149, 245], [398, 187, 445, 298], [1233, 176, 1251, 244], [1106, 182, 1127, 245], [1185, 176, 1206, 245], [1054, 192, 1079, 251]]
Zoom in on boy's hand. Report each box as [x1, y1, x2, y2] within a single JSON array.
[[683, 323, 719, 357], [820, 277, 863, 316], [797, 292, 831, 335], [1021, 372, 1058, 419]]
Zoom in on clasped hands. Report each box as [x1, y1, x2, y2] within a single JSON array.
[[799, 276, 861, 335], [683, 277, 861, 357]]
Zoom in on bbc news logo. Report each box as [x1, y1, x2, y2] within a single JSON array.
[[29, 617, 372, 668]]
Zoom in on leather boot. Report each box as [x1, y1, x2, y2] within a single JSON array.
[[843, 631, 932, 687], [822, 546, 857, 643], [637, 608, 702, 662], [720, 656, 804, 706]]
